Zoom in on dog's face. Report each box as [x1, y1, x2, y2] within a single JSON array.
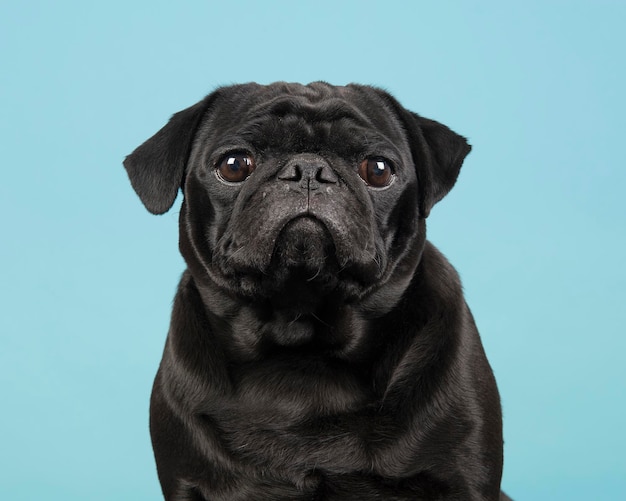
[[124, 82, 470, 342]]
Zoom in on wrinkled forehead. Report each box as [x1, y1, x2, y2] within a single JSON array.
[[199, 83, 408, 158]]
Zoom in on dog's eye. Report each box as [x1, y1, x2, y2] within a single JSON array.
[[216, 154, 256, 183], [358, 158, 394, 188]]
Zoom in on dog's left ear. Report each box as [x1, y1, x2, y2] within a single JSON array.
[[123, 97, 212, 215], [371, 89, 471, 217], [411, 113, 472, 217]]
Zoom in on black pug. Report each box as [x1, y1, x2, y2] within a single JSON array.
[[124, 82, 510, 500]]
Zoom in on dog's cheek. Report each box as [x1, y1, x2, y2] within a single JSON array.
[[179, 173, 232, 276], [386, 181, 422, 256], [368, 172, 421, 260], [355, 179, 424, 316]]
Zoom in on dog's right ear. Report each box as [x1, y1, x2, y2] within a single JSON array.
[[123, 97, 213, 214]]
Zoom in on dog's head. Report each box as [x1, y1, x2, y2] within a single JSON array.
[[124, 82, 470, 317]]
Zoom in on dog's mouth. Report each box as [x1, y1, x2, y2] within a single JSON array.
[[271, 216, 336, 274], [210, 213, 383, 305], [260, 216, 340, 308]]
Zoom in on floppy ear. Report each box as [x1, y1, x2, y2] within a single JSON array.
[[370, 88, 471, 217], [412, 113, 472, 217], [123, 97, 212, 214]]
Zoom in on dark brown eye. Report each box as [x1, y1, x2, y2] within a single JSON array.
[[216, 153, 256, 183], [358, 157, 394, 188]]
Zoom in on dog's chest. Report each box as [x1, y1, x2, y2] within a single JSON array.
[[209, 362, 382, 470]]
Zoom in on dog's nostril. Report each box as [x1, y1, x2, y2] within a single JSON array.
[[315, 165, 338, 184], [278, 164, 302, 182], [278, 162, 338, 185]]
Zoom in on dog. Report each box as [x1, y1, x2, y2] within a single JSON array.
[[123, 82, 510, 500]]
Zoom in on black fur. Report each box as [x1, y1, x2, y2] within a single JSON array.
[[124, 82, 510, 500]]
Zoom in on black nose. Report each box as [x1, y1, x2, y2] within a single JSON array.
[[278, 154, 338, 190]]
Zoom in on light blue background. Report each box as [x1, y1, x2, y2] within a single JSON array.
[[1, 1, 624, 499]]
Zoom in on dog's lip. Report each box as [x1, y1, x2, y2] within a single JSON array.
[[269, 212, 379, 275], [217, 212, 339, 272], [268, 214, 337, 275], [209, 210, 384, 301], [273, 214, 333, 248]]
